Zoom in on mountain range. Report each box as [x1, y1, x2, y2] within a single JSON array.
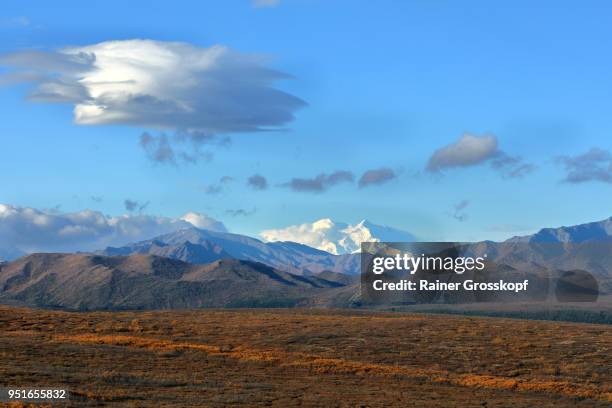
[[509, 216, 612, 243], [98, 227, 362, 275], [0, 253, 351, 310], [0, 216, 611, 310], [98, 216, 612, 277]]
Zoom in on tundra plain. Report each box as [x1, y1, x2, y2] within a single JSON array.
[[0, 306, 610, 407]]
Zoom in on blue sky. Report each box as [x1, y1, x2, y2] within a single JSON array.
[[1, 0, 611, 243]]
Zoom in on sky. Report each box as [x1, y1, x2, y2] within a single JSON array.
[[1, 0, 611, 251]]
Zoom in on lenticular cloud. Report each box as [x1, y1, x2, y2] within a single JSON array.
[[0, 39, 305, 134]]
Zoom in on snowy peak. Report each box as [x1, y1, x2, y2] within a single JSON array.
[[259, 218, 416, 255]]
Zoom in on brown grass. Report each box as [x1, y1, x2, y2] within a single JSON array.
[[0, 306, 610, 407]]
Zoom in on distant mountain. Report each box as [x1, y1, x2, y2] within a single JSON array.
[[101, 238, 231, 264], [99, 227, 361, 275], [496, 217, 612, 284], [0, 253, 345, 310], [508, 217, 612, 243], [260, 218, 416, 255]]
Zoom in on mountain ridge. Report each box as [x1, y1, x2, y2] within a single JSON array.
[[98, 226, 361, 275], [0, 253, 345, 310], [507, 216, 612, 244]]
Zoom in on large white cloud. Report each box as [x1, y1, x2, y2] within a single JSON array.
[[260, 218, 415, 255], [0, 204, 226, 258], [0, 39, 305, 134], [180, 212, 227, 231], [261, 219, 348, 254]]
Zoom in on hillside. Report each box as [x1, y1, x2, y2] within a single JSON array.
[[0, 253, 344, 310]]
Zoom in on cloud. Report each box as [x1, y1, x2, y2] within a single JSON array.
[[140, 133, 176, 164], [1, 39, 305, 161], [226, 208, 256, 217], [0, 204, 226, 256], [253, 0, 281, 8], [203, 185, 223, 195], [358, 167, 397, 188], [282, 170, 354, 193], [247, 174, 268, 190], [427, 133, 498, 172], [1, 39, 304, 132], [556, 148, 612, 183], [179, 212, 227, 231], [260, 218, 415, 255], [139, 132, 218, 165], [260, 218, 350, 254], [90, 196, 103, 203], [490, 153, 536, 179], [202, 176, 235, 195], [0, 16, 31, 28], [451, 200, 470, 222], [124, 199, 149, 213], [427, 133, 535, 178]]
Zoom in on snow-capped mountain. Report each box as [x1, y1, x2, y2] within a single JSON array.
[[259, 218, 416, 255], [99, 226, 361, 275]]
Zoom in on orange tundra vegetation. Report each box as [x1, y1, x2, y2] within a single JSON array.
[[0, 306, 610, 407]]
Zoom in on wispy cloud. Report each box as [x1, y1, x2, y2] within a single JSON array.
[[452, 200, 470, 222], [0, 16, 31, 28], [427, 133, 535, 178], [556, 147, 612, 183], [226, 208, 257, 217], [490, 153, 536, 179], [139, 132, 224, 165], [282, 170, 354, 193], [253, 0, 281, 8], [124, 199, 149, 213], [140, 133, 175, 165], [203, 185, 223, 195], [358, 167, 397, 188], [202, 175, 236, 195], [247, 174, 268, 190], [427, 133, 498, 172]]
